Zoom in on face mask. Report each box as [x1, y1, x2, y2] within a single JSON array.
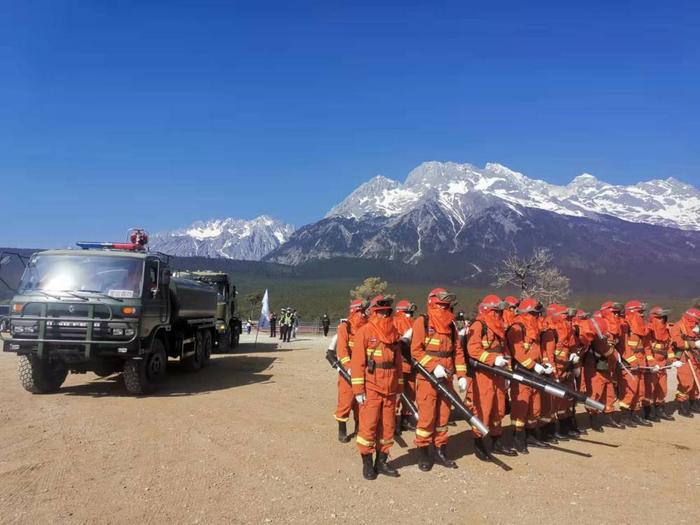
[[694, 325, 700, 335]]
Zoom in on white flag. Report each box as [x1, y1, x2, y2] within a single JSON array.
[[258, 289, 270, 329]]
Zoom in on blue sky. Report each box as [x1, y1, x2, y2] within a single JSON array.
[[1, 0, 698, 247]]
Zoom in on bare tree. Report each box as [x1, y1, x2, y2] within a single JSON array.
[[492, 248, 571, 304], [350, 277, 388, 300]]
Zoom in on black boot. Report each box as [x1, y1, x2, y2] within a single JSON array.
[[526, 428, 551, 449], [375, 451, 400, 477], [590, 413, 604, 432], [603, 413, 625, 429], [658, 404, 675, 421], [646, 405, 661, 422], [541, 422, 558, 444], [620, 409, 637, 428], [338, 421, 351, 443], [691, 400, 700, 414], [491, 435, 517, 457], [418, 446, 433, 472], [435, 445, 458, 468], [472, 438, 493, 462], [513, 430, 529, 454], [679, 400, 694, 418], [633, 410, 652, 427], [567, 415, 585, 436], [401, 415, 416, 431], [361, 453, 377, 480], [553, 420, 571, 441]]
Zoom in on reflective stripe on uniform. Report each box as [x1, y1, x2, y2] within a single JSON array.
[[348, 342, 355, 347], [366, 349, 382, 357], [521, 358, 533, 367], [419, 355, 432, 366], [351, 378, 365, 384], [416, 428, 432, 438], [455, 365, 467, 372], [424, 338, 441, 346], [398, 378, 404, 384], [379, 438, 394, 446], [340, 357, 350, 364], [479, 351, 489, 363], [435, 425, 448, 433], [481, 340, 490, 348], [513, 419, 526, 428], [625, 355, 637, 364], [356, 435, 375, 447], [334, 415, 349, 422], [646, 355, 654, 361], [628, 340, 639, 347]]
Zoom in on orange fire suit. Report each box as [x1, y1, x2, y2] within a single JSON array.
[[351, 323, 403, 455], [542, 321, 577, 421], [466, 319, 508, 437], [411, 315, 467, 448], [335, 320, 358, 423], [506, 321, 542, 430], [618, 322, 651, 411], [393, 313, 415, 417], [670, 321, 700, 402], [648, 328, 676, 405], [503, 308, 516, 330]]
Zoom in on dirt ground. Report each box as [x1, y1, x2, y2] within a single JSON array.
[[1, 333, 699, 525]]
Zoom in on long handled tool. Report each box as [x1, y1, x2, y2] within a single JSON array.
[[512, 363, 605, 411]]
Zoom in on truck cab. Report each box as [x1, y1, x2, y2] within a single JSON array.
[[3, 231, 217, 394]]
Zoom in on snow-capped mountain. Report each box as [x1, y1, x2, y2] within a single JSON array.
[[150, 216, 295, 261], [326, 161, 700, 231]]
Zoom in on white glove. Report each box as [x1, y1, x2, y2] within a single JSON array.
[[355, 394, 366, 405], [543, 364, 554, 375], [652, 365, 660, 373], [434, 364, 448, 379], [573, 368, 581, 377], [569, 353, 580, 364], [347, 368, 351, 375], [695, 340, 700, 349], [534, 363, 546, 374], [672, 361, 683, 369], [494, 355, 508, 368], [458, 377, 468, 392]]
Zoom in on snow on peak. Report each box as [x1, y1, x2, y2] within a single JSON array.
[[326, 161, 700, 231]]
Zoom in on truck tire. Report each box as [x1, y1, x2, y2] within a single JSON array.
[[202, 330, 212, 365], [123, 339, 167, 394], [18, 355, 68, 394], [182, 331, 204, 372], [231, 324, 240, 349]]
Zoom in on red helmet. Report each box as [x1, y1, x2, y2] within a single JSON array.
[[504, 296, 519, 308], [479, 294, 505, 313], [546, 303, 562, 317], [369, 294, 394, 312], [625, 300, 647, 314], [649, 306, 670, 318], [349, 299, 368, 313], [395, 299, 411, 311], [682, 308, 700, 325], [575, 309, 591, 320], [601, 301, 622, 313], [517, 297, 543, 315], [428, 288, 456, 306]]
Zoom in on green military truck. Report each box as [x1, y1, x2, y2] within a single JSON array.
[[2, 232, 219, 394], [172, 270, 241, 351]]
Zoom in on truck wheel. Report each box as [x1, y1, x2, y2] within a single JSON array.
[[123, 339, 167, 394], [182, 331, 204, 372], [18, 355, 68, 394], [231, 324, 240, 349], [202, 331, 212, 365]]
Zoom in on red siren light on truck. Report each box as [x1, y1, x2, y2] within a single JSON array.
[[77, 228, 149, 251]]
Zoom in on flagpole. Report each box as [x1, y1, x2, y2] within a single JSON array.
[[254, 321, 260, 349], [255, 288, 269, 350]]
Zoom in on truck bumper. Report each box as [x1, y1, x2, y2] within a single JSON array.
[[3, 338, 141, 361]]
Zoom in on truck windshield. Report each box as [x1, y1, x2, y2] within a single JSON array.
[[18, 255, 145, 299]]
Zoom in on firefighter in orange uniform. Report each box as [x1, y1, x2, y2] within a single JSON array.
[[411, 288, 467, 471], [618, 301, 653, 427], [647, 306, 678, 421], [506, 298, 551, 453], [541, 305, 579, 440], [351, 295, 403, 480], [502, 296, 519, 329], [670, 308, 700, 417], [334, 299, 368, 442], [393, 300, 417, 431], [466, 295, 517, 460]]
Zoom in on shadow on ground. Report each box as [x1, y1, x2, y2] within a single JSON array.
[[59, 354, 276, 398]]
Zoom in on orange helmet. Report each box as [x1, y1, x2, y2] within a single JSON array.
[[349, 299, 368, 313], [601, 301, 622, 313], [649, 306, 670, 318], [625, 300, 647, 314], [546, 303, 562, 317], [479, 294, 505, 313], [428, 288, 456, 306], [395, 299, 416, 313], [517, 297, 543, 315], [504, 296, 519, 308], [682, 308, 700, 325], [368, 294, 393, 313], [575, 309, 591, 320]]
